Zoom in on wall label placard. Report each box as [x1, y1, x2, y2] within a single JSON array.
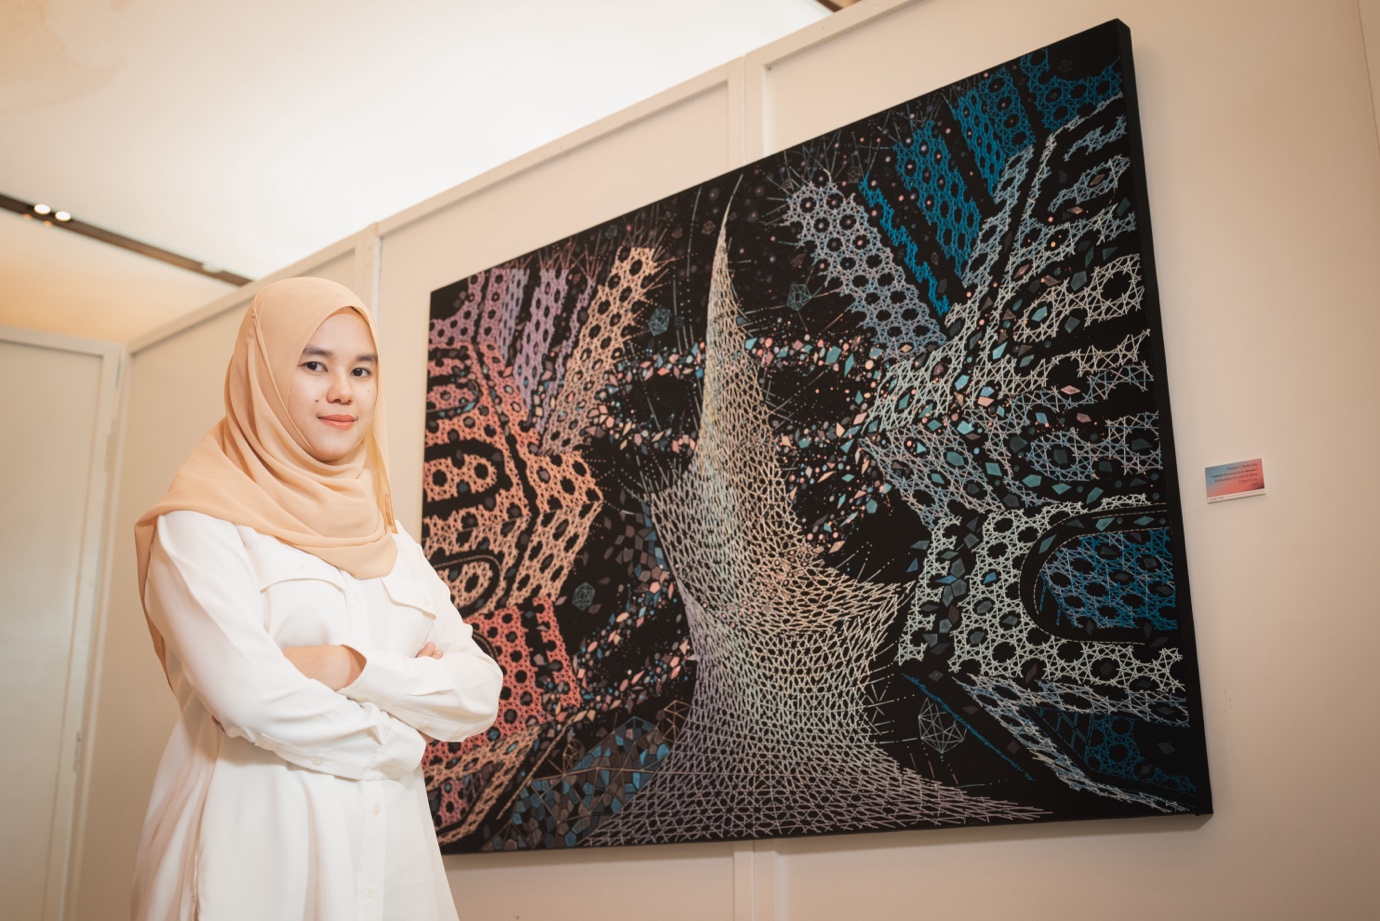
[[1205, 458, 1265, 503]]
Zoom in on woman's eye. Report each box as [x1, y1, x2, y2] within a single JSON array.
[[303, 360, 325, 372], [352, 367, 372, 378]]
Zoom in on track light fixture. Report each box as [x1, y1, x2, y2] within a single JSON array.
[[0, 192, 251, 286]]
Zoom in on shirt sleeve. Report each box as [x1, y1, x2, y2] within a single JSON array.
[[146, 511, 426, 781], [341, 539, 503, 744]]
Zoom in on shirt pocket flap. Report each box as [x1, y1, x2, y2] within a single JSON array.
[[381, 574, 436, 616], [245, 544, 345, 592]]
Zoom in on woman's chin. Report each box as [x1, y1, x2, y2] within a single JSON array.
[[306, 436, 362, 463]]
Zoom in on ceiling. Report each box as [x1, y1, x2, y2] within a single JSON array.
[[0, 0, 829, 343]]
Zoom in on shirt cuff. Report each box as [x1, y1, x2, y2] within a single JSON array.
[[360, 710, 427, 781], [343, 646, 446, 705], [258, 703, 425, 782]]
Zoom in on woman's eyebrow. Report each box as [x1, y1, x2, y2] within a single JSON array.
[[300, 345, 377, 362]]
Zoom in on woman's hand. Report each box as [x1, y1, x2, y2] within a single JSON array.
[[282, 645, 365, 691]]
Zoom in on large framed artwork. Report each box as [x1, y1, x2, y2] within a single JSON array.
[[421, 19, 1212, 851]]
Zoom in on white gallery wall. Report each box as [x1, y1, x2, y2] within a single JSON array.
[[64, 0, 1380, 918], [0, 328, 119, 921]]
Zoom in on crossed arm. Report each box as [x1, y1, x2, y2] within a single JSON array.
[[282, 642, 443, 692], [278, 643, 445, 740], [148, 511, 502, 779]]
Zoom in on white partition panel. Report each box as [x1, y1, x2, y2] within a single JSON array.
[[304, 248, 358, 291], [0, 328, 118, 921]]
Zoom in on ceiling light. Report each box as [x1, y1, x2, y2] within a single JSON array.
[[0, 190, 251, 285]]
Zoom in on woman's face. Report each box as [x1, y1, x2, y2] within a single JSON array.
[[286, 309, 378, 462]]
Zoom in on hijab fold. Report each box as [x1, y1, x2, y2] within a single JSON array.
[[134, 277, 397, 670]]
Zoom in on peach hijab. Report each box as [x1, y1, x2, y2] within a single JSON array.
[[134, 277, 397, 669]]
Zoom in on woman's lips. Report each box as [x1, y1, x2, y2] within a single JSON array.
[[319, 415, 355, 429]]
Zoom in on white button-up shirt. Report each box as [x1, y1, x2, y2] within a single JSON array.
[[132, 511, 503, 921]]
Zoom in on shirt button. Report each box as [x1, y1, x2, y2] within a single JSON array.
[[366, 887, 374, 897], [312, 757, 324, 766], [373, 803, 381, 815], [297, 564, 307, 573]]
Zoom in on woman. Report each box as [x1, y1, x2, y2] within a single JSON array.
[[131, 277, 503, 921]]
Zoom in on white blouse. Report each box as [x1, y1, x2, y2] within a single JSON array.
[[132, 510, 503, 921]]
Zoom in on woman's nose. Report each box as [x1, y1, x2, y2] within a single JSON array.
[[326, 372, 353, 402]]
